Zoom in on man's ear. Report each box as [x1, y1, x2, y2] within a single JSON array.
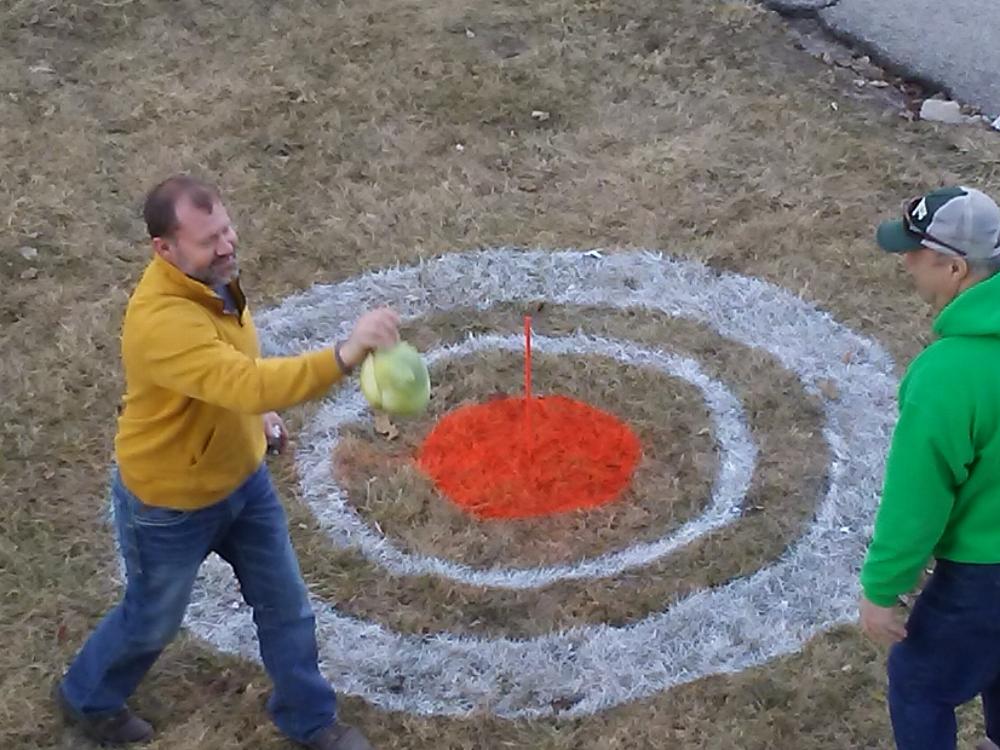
[[152, 236, 172, 261], [952, 256, 971, 280]]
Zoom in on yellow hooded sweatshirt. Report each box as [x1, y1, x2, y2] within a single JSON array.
[[114, 254, 342, 509]]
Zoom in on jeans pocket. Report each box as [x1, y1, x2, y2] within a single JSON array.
[[133, 503, 193, 528], [917, 563, 988, 628]]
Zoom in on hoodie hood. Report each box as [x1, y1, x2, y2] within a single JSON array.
[[934, 271, 1000, 338]]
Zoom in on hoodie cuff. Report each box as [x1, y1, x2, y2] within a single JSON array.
[[862, 587, 902, 608]]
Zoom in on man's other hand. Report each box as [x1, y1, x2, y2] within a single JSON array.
[[263, 411, 287, 455], [860, 595, 908, 645]]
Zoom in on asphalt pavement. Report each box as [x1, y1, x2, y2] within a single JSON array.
[[765, 0, 1000, 118]]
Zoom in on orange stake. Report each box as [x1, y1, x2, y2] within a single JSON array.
[[523, 315, 534, 477], [524, 315, 532, 401]]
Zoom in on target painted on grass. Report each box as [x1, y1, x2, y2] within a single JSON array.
[[184, 249, 897, 718]]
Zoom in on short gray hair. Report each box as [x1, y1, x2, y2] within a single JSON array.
[[966, 255, 1000, 279]]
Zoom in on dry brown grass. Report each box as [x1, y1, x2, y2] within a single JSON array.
[[3, 0, 1000, 747]]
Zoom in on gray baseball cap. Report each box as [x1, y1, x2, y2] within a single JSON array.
[[877, 186, 1000, 259]]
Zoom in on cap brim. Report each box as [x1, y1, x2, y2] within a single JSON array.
[[876, 219, 924, 253]]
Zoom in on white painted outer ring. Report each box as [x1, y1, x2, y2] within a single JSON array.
[[297, 331, 756, 589], [183, 249, 898, 719]]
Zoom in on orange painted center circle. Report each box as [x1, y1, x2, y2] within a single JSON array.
[[417, 395, 641, 519]]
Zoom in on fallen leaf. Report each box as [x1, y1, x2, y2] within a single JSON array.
[[18, 246, 38, 261], [817, 378, 840, 401], [20, 267, 38, 280], [374, 413, 400, 440], [242, 682, 267, 703]]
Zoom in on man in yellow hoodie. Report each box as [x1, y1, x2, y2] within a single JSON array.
[[55, 175, 394, 750]]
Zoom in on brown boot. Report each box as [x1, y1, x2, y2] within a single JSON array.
[[53, 681, 153, 745], [303, 722, 373, 750]]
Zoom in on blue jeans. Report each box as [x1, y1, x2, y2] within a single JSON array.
[[60, 463, 336, 743], [888, 560, 1000, 750]]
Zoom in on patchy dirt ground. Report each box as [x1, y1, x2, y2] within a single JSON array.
[[2, 0, 999, 747]]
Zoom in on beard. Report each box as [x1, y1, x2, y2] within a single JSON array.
[[192, 256, 239, 287]]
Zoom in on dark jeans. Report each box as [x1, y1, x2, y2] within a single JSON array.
[[888, 560, 1000, 750], [60, 463, 336, 743]]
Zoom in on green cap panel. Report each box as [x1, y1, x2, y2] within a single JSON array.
[[876, 219, 923, 254]]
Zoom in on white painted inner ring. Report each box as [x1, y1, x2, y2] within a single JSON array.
[[301, 332, 757, 589]]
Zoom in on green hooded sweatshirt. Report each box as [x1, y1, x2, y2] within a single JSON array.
[[861, 272, 1000, 607]]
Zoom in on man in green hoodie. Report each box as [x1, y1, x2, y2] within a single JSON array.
[[860, 186, 1000, 750]]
